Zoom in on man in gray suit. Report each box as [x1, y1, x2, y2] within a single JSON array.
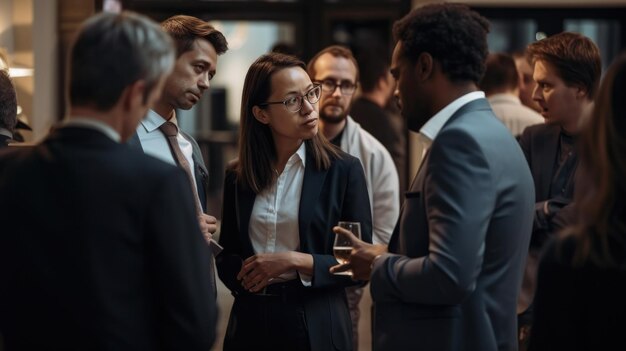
[[331, 4, 535, 351]]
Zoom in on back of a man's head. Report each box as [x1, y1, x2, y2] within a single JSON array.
[[0, 69, 17, 132], [69, 11, 175, 111], [479, 53, 519, 96], [393, 3, 490, 84], [161, 15, 228, 57], [355, 48, 389, 93], [527, 32, 601, 99]]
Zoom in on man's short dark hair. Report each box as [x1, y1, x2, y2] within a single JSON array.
[[0, 70, 17, 132], [161, 15, 228, 57], [527, 32, 601, 99], [354, 47, 389, 93], [393, 3, 490, 84], [479, 53, 519, 95]]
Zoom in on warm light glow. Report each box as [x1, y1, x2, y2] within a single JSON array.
[[8, 67, 34, 77]]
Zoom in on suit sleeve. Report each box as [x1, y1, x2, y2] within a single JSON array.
[[216, 168, 246, 294], [310, 156, 373, 289], [520, 126, 574, 247], [147, 167, 216, 350], [371, 128, 494, 304]]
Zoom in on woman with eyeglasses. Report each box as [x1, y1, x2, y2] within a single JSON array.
[[216, 53, 372, 351]]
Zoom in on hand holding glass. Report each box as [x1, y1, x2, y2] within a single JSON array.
[[333, 221, 361, 276]]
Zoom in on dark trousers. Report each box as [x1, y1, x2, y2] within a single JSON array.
[[223, 280, 311, 351]]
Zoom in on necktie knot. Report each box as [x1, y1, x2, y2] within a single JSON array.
[[159, 121, 178, 137]]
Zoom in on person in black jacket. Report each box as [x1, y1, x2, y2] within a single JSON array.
[[529, 51, 626, 351], [217, 53, 372, 351], [0, 11, 217, 351]]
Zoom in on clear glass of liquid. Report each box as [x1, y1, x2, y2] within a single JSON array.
[[333, 221, 361, 276]]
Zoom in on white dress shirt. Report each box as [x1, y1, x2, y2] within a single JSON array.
[[136, 110, 198, 192], [64, 118, 121, 143], [415, 91, 486, 169], [249, 142, 310, 284]]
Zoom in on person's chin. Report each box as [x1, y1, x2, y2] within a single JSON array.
[[176, 99, 195, 110], [320, 113, 345, 124]]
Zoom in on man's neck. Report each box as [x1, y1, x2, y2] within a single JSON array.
[[70, 106, 120, 132], [320, 118, 347, 141], [428, 82, 478, 117], [153, 100, 175, 121]]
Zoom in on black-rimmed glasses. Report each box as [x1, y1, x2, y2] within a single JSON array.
[[259, 84, 321, 113], [315, 79, 357, 95]]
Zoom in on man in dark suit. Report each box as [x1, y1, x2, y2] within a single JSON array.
[[0, 69, 17, 148], [0, 12, 216, 350], [516, 32, 601, 349], [331, 4, 535, 350], [128, 15, 228, 243]]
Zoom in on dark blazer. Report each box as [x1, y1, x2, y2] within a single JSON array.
[[217, 146, 373, 351], [0, 127, 217, 350], [370, 99, 535, 351], [518, 123, 578, 313], [127, 131, 209, 212], [530, 236, 626, 351]]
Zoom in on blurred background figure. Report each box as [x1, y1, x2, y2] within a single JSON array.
[[0, 69, 17, 147], [480, 52, 544, 138], [529, 51, 626, 351], [517, 31, 602, 351], [513, 51, 542, 113], [351, 46, 407, 193]]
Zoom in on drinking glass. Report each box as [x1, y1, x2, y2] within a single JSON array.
[[333, 221, 361, 276]]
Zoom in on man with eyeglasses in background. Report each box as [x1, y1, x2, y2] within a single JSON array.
[[307, 45, 400, 350]]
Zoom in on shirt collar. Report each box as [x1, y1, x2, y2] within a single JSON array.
[[64, 117, 121, 143], [419, 91, 485, 141], [141, 109, 179, 133], [0, 127, 12, 138], [292, 141, 307, 167]]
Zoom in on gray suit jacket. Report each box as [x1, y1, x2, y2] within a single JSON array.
[[370, 99, 534, 351]]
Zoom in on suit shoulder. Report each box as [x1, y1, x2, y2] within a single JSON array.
[[116, 144, 182, 177]]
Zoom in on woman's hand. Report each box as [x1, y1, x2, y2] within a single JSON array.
[[237, 252, 313, 293]]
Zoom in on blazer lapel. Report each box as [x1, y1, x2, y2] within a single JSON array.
[[237, 183, 256, 255], [298, 160, 328, 250]]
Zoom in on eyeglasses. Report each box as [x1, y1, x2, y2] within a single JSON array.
[[259, 85, 322, 113], [315, 79, 357, 95]]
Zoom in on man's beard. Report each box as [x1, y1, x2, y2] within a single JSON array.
[[319, 106, 348, 125]]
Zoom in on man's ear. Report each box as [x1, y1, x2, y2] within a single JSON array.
[[414, 52, 434, 82], [252, 105, 270, 125], [575, 85, 588, 99], [122, 80, 147, 111]]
